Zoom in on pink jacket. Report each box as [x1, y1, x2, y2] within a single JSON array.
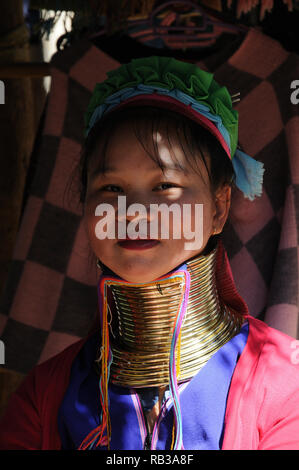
[[0, 315, 299, 450]]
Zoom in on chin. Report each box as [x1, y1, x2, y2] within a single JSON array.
[[119, 270, 164, 284], [111, 263, 168, 284]]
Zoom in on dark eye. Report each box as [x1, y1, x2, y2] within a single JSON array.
[[156, 183, 178, 191], [101, 185, 123, 192]]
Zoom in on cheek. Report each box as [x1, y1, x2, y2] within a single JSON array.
[[179, 190, 214, 236], [83, 194, 96, 235], [83, 209, 98, 250], [83, 195, 109, 245], [202, 199, 215, 234]]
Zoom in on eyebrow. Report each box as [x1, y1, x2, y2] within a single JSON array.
[[91, 162, 189, 177]]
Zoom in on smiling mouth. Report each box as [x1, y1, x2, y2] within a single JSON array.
[[117, 239, 160, 250]]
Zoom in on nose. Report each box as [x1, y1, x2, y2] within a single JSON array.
[[115, 192, 158, 239], [116, 192, 154, 221]]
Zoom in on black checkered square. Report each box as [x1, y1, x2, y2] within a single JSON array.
[[28, 201, 81, 274], [52, 276, 98, 335], [1, 318, 48, 374]]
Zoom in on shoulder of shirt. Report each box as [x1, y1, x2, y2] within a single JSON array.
[[5, 335, 95, 426], [245, 315, 299, 386], [30, 335, 93, 386], [247, 315, 298, 352]]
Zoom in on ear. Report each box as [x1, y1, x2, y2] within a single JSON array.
[[212, 185, 231, 235]]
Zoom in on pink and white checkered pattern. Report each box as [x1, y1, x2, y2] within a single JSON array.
[[0, 27, 298, 374]]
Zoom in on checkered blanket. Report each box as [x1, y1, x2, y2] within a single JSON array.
[[1, 27, 298, 374]]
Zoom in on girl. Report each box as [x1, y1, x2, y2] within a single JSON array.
[[0, 56, 299, 450]]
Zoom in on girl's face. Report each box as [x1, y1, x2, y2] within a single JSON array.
[[83, 121, 231, 283]]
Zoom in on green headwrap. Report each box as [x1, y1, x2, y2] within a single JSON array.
[[84, 56, 264, 201]]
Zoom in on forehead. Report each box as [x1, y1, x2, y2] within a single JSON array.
[[87, 118, 211, 179]]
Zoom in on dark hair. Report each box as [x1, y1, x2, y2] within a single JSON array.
[[77, 105, 236, 206]]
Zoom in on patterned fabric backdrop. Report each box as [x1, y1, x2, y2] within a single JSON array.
[[0, 26, 298, 375]]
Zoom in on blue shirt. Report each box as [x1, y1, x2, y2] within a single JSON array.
[[58, 322, 249, 450]]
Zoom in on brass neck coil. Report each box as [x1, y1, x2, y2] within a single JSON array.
[[99, 246, 244, 387]]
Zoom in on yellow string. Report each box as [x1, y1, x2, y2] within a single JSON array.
[[176, 329, 182, 379], [170, 415, 176, 450], [170, 329, 182, 449], [101, 285, 111, 449]]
